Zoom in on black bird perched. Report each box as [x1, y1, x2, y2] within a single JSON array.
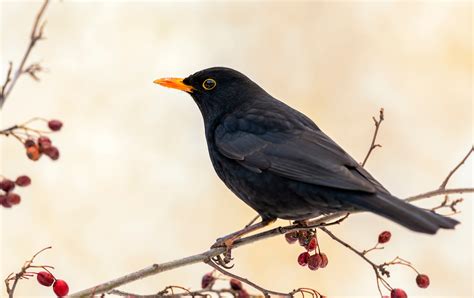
[[154, 67, 459, 246]]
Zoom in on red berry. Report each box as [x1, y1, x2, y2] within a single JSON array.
[[0, 195, 11, 208], [53, 279, 69, 296], [297, 252, 310, 266], [308, 254, 322, 270], [26, 145, 41, 161], [24, 139, 36, 148], [43, 146, 60, 160], [298, 230, 309, 247], [285, 231, 298, 244], [38, 136, 52, 151], [0, 179, 15, 192], [48, 120, 63, 131], [201, 272, 215, 289], [15, 175, 31, 187], [416, 274, 430, 288], [6, 193, 21, 205], [37, 271, 55, 287], [230, 278, 243, 290], [237, 289, 249, 298], [319, 253, 328, 268], [306, 237, 318, 251], [390, 288, 407, 298], [378, 231, 392, 244]]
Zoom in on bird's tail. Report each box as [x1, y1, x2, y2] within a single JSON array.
[[351, 194, 460, 234]]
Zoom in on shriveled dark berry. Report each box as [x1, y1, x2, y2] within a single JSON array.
[[37, 271, 55, 287], [48, 120, 63, 131], [298, 230, 309, 247], [285, 231, 298, 244], [230, 278, 243, 290], [1, 196, 12, 208], [0, 179, 15, 192], [43, 146, 60, 160], [237, 289, 249, 298], [24, 139, 36, 148], [201, 272, 215, 289], [15, 175, 31, 187], [38, 136, 52, 151]]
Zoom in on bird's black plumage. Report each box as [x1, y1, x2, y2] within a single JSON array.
[[159, 67, 459, 234]]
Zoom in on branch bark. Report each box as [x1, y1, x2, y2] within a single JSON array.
[[0, 0, 49, 109]]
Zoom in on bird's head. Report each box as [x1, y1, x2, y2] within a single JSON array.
[[154, 67, 268, 122]]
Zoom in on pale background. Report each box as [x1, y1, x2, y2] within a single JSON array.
[[0, 0, 472, 297]]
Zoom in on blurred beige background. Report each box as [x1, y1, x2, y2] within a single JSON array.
[[0, 0, 472, 297]]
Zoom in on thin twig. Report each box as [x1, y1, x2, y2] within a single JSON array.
[[361, 108, 384, 167], [5, 246, 52, 298], [318, 227, 391, 297], [206, 259, 290, 297], [0, 0, 49, 109], [109, 287, 236, 298], [439, 146, 473, 190]]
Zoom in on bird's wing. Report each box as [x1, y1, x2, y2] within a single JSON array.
[[215, 120, 377, 193]]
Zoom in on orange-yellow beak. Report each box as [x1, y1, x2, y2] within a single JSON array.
[[153, 77, 194, 93]]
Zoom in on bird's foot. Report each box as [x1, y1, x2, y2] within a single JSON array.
[[211, 250, 234, 269], [211, 235, 237, 249]]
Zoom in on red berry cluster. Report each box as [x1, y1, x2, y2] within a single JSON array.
[[25, 133, 60, 161], [373, 230, 430, 297], [36, 271, 69, 297], [286, 230, 329, 271], [201, 272, 249, 297], [0, 175, 31, 208]]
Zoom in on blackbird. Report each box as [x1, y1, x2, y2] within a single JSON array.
[[154, 67, 458, 244]]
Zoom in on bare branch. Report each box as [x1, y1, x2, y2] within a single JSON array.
[[319, 227, 391, 296], [0, 0, 49, 109], [361, 108, 384, 167], [206, 259, 290, 297], [69, 183, 472, 298], [4, 246, 52, 298], [439, 146, 473, 190]]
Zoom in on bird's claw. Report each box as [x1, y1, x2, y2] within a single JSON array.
[[211, 236, 235, 249], [212, 251, 234, 269]]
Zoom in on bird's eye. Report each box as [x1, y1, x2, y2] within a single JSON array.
[[202, 78, 216, 90]]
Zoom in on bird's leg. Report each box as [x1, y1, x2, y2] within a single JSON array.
[[211, 218, 275, 249]]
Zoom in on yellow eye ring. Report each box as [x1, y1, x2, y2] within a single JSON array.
[[202, 78, 216, 90]]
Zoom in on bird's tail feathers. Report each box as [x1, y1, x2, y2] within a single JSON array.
[[350, 194, 459, 234]]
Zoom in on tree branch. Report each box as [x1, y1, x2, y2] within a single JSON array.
[[439, 146, 473, 190], [0, 0, 49, 109], [69, 187, 472, 298], [361, 108, 384, 167]]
